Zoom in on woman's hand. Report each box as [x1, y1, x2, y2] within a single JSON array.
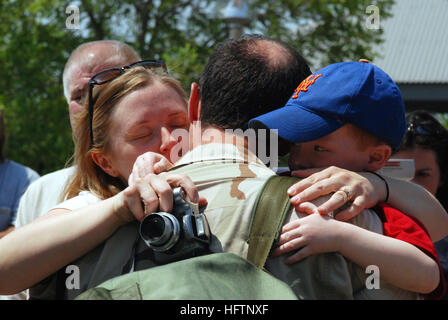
[[115, 172, 204, 223], [128, 152, 174, 187], [287, 166, 387, 221], [271, 212, 344, 264]]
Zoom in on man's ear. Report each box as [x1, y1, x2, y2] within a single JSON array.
[[91, 152, 120, 178], [188, 82, 201, 123], [365, 144, 392, 172]]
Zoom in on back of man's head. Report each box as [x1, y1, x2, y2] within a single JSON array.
[[198, 34, 311, 131]]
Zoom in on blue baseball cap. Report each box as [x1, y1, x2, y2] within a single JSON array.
[[249, 61, 406, 151]]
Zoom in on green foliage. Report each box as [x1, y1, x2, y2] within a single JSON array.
[[436, 113, 448, 130], [0, 0, 394, 174]]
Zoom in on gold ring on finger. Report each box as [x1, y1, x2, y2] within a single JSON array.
[[340, 186, 354, 201], [335, 190, 349, 203]]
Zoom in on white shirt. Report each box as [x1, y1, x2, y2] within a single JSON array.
[[52, 190, 100, 211], [14, 167, 75, 228]]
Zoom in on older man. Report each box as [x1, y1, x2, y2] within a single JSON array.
[[13, 40, 141, 230], [0, 41, 140, 300]]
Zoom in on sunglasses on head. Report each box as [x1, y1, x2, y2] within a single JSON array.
[[407, 122, 443, 137], [88, 59, 167, 145]]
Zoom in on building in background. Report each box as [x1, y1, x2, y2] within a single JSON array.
[[374, 0, 448, 113]]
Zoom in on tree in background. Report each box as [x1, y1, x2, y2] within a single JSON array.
[[0, 0, 394, 174]]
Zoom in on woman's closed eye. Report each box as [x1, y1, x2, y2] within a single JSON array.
[[135, 132, 153, 140], [127, 128, 153, 141]]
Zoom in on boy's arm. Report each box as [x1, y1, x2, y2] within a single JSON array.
[[366, 173, 448, 242], [271, 210, 440, 294], [288, 166, 448, 241]]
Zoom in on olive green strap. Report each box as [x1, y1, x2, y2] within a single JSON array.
[[247, 175, 300, 269]]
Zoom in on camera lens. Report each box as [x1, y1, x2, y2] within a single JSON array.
[[139, 212, 180, 252], [143, 215, 165, 238]]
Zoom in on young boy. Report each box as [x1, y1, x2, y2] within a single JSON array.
[[249, 61, 446, 299]]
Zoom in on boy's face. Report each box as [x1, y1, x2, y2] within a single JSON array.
[[288, 126, 371, 172]]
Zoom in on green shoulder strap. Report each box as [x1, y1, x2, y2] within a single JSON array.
[[247, 175, 300, 269]]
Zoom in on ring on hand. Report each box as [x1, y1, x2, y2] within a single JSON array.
[[341, 187, 354, 201], [335, 187, 353, 203]]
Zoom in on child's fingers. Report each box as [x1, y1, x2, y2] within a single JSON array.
[[334, 197, 366, 222], [271, 234, 305, 257], [293, 202, 320, 215], [284, 246, 313, 264], [280, 219, 301, 234], [276, 225, 303, 247]]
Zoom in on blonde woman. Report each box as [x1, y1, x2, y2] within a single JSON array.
[[0, 63, 200, 298]]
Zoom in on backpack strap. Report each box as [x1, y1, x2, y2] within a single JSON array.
[[247, 175, 300, 269]]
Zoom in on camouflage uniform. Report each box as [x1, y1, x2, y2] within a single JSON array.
[[30, 143, 419, 300], [169, 143, 419, 300]]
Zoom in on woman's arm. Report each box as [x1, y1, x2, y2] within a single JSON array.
[[0, 172, 199, 295], [0, 197, 123, 294], [366, 172, 448, 242], [272, 211, 440, 294], [287, 166, 448, 241]]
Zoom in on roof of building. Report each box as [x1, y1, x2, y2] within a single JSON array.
[[373, 0, 448, 84]]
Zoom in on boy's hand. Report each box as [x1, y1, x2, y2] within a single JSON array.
[[287, 166, 383, 221], [271, 213, 344, 264], [128, 152, 174, 187]]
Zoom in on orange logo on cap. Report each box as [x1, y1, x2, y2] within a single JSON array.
[[292, 74, 322, 99]]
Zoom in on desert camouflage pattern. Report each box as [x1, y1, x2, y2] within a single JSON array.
[[170, 143, 420, 300], [30, 143, 419, 300]]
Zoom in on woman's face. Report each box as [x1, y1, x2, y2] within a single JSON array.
[[103, 81, 188, 183], [394, 146, 441, 195]]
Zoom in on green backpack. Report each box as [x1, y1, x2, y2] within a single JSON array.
[[76, 175, 299, 300]]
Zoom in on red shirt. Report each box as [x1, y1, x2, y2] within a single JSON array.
[[373, 203, 446, 300]]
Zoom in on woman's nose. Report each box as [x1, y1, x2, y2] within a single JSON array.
[[159, 127, 178, 158]]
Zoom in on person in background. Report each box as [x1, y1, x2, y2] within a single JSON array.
[[0, 109, 39, 239], [13, 40, 141, 230], [3, 40, 140, 301], [249, 62, 446, 298], [394, 110, 448, 299]]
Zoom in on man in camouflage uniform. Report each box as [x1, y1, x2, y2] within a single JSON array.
[[166, 35, 418, 299], [32, 35, 418, 299]]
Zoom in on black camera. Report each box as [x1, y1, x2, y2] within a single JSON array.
[[139, 187, 211, 264]]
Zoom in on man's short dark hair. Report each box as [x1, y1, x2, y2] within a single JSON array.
[[198, 34, 311, 130]]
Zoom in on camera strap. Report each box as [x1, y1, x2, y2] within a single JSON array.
[[246, 175, 300, 270]]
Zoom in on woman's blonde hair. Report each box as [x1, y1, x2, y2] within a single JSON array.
[[63, 67, 187, 201]]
